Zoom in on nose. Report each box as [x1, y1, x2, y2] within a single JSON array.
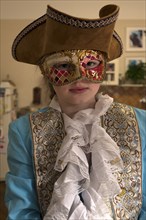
[[79, 64, 86, 77], [71, 78, 89, 85]]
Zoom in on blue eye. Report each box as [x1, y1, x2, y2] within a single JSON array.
[[86, 60, 101, 69]]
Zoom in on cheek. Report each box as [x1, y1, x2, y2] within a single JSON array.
[[53, 85, 68, 97], [92, 84, 101, 92], [53, 86, 62, 96]]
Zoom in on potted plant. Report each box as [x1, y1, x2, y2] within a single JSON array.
[[125, 62, 146, 84]]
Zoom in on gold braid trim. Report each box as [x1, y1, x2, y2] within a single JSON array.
[[30, 107, 66, 216], [102, 102, 142, 219]]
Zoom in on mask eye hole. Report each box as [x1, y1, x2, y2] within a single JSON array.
[[53, 62, 75, 71], [85, 60, 101, 69]]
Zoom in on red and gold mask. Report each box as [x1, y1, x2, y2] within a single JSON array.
[[41, 50, 106, 86]]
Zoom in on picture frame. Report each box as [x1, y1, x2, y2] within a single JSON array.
[[126, 57, 146, 70], [103, 59, 119, 85], [126, 27, 146, 51]]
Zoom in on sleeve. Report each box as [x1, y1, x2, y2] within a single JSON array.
[[5, 115, 42, 220], [135, 108, 146, 220]]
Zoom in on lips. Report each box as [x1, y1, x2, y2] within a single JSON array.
[[69, 87, 89, 93]]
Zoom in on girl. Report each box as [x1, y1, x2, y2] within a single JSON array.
[[5, 4, 146, 220]]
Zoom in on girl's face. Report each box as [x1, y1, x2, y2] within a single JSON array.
[[41, 49, 105, 110], [53, 79, 101, 108]]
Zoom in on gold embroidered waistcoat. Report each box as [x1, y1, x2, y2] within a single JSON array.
[[30, 102, 142, 219]]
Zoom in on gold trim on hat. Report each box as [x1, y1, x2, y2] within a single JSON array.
[[47, 5, 119, 28]]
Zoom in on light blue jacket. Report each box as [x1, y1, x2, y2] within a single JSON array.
[[5, 107, 146, 220]]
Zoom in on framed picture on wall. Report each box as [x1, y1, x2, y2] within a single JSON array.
[[103, 59, 119, 85], [126, 27, 146, 51], [126, 57, 145, 70]]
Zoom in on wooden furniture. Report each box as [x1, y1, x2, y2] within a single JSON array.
[[100, 84, 146, 110]]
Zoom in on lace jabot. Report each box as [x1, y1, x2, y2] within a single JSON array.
[[44, 93, 123, 220]]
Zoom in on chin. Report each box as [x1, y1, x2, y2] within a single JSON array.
[[70, 96, 94, 106]]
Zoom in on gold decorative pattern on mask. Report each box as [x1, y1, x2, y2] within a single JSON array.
[[41, 50, 106, 85]]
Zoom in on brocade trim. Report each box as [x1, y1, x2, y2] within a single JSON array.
[[102, 102, 142, 219], [30, 108, 66, 216], [47, 7, 119, 28]]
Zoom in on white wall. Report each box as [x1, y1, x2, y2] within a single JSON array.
[[1, 0, 145, 20]]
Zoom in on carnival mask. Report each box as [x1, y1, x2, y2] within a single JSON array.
[[41, 50, 106, 86]]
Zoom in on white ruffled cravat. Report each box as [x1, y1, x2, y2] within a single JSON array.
[[44, 93, 123, 220]]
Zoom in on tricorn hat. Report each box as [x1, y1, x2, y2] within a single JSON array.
[[12, 4, 123, 65]]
